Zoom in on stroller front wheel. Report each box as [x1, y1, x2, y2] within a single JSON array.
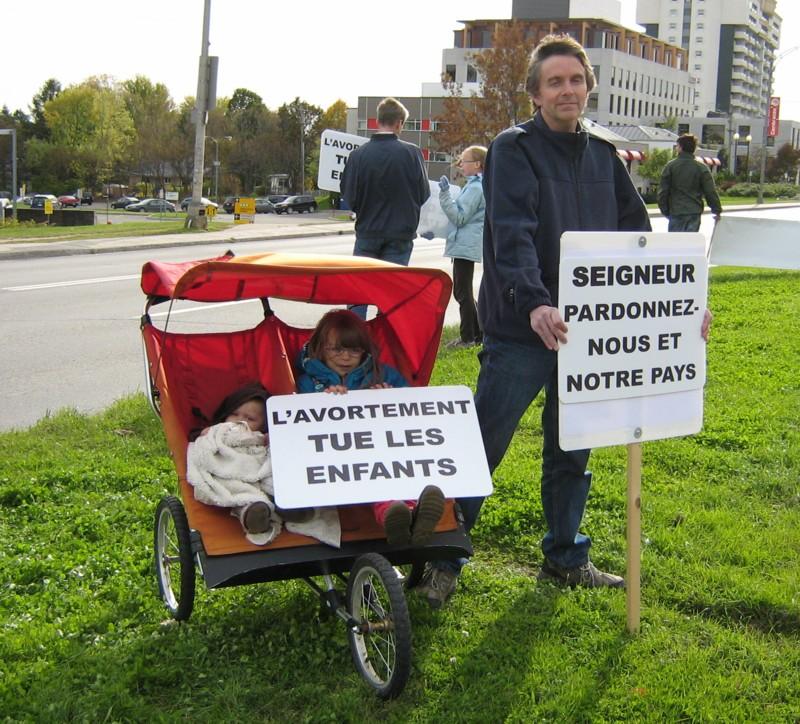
[[346, 552, 412, 699], [154, 496, 196, 621]]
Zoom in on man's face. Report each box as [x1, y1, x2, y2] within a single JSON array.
[[532, 54, 588, 133]]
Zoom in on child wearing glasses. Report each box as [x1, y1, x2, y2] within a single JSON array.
[[296, 309, 445, 546]]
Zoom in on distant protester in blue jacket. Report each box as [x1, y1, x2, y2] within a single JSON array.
[[340, 97, 430, 319], [438, 145, 487, 348]]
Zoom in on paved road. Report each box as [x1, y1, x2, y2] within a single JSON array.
[[1, 204, 797, 431], [0, 231, 459, 431]]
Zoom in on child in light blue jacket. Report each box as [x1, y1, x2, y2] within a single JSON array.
[[438, 145, 487, 348]]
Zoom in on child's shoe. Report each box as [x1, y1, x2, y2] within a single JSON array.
[[382, 501, 412, 546], [242, 501, 272, 533], [410, 485, 445, 546]]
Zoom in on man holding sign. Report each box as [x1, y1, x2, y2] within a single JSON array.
[[420, 35, 658, 606]]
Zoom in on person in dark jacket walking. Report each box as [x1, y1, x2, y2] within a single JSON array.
[[417, 33, 711, 610], [658, 133, 722, 232], [340, 97, 430, 318]]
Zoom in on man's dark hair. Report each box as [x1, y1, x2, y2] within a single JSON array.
[[377, 97, 409, 127], [525, 34, 596, 104], [676, 133, 698, 153]]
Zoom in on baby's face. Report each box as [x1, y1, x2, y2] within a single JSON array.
[[225, 399, 266, 432]]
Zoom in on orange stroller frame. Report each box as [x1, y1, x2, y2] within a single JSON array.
[[140, 251, 473, 699]]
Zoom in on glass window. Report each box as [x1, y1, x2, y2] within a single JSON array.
[[466, 64, 477, 83]]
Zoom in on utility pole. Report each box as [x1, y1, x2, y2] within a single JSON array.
[[299, 108, 306, 194], [186, 0, 215, 229], [757, 45, 800, 204], [0, 129, 17, 221]]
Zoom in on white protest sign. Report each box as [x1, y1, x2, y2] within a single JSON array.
[[317, 129, 369, 192], [268, 385, 492, 508], [710, 215, 800, 270], [558, 231, 708, 450]]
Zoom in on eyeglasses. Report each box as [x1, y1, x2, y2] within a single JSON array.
[[458, 159, 478, 165], [325, 346, 364, 357]]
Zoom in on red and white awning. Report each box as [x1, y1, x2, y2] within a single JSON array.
[[701, 157, 722, 167], [617, 149, 645, 162]]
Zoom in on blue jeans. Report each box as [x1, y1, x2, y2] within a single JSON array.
[[350, 236, 414, 319], [668, 214, 701, 232], [434, 335, 592, 575]]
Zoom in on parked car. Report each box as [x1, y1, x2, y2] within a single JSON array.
[[267, 194, 289, 205], [110, 195, 139, 209], [80, 192, 93, 205], [57, 194, 81, 208], [222, 196, 237, 214], [179, 197, 219, 211], [30, 194, 60, 210], [126, 198, 176, 213], [273, 195, 318, 214], [254, 197, 275, 213]]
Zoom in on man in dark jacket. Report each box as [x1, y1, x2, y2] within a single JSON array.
[[658, 133, 722, 231], [417, 34, 657, 609], [340, 98, 429, 317]]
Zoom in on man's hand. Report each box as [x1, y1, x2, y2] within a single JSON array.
[[701, 308, 713, 341], [530, 306, 568, 351]]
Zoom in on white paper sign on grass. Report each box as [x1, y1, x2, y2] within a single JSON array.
[[268, 385, 492, 508], [317, 129, 369, 192], [558, 231, 708, 450]]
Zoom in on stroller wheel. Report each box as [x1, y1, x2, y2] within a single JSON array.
[[154, 496, 195, 621], [346, 553, 412, 699]]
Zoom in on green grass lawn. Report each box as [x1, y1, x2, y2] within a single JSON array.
[[0, 217, 232, 243], [0, 266, 798, 721]]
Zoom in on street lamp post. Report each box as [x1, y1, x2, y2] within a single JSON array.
[[744, 134, 752, 180], [207, 135, 232, 203], [732, 132, 740, 177]]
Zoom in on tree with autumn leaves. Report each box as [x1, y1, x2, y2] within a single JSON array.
[[433, 21, 535, 155]]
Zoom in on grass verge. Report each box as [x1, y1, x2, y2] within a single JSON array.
[[0, 218, 232, 243], [0, 266, 798, 721]]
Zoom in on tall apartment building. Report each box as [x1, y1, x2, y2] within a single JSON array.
[[636, 0, 782, 117], [430, 0, 694, 127]]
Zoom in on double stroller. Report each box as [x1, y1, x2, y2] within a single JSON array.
[[140, 251, 473, 698]]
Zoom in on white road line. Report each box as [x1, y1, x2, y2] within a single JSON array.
[[134, 299, 257, 319], [3, 274, 139, 291]]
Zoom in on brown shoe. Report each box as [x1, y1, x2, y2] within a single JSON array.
[[383, 501, 412, 546], [242, 501, 272, 534], [410, 485, 445, 546]]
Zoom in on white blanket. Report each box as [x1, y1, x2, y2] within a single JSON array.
[[187, 422, 340, 547]]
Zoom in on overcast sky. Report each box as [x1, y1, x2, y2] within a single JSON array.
[[1, 0, 798, 121]]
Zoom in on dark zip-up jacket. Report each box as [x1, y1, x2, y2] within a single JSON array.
[[340, 133, 430, 242], [658, 151, 722, 218], [478, 113, 651, 344]]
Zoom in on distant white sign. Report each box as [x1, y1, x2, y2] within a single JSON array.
[[558, 231, 708, 450], [268, 385, 492, 508], [710, 216, 800, 270], [317, 129, 368, 192]]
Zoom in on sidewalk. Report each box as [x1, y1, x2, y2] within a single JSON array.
[[1, 202, 797, 261]]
